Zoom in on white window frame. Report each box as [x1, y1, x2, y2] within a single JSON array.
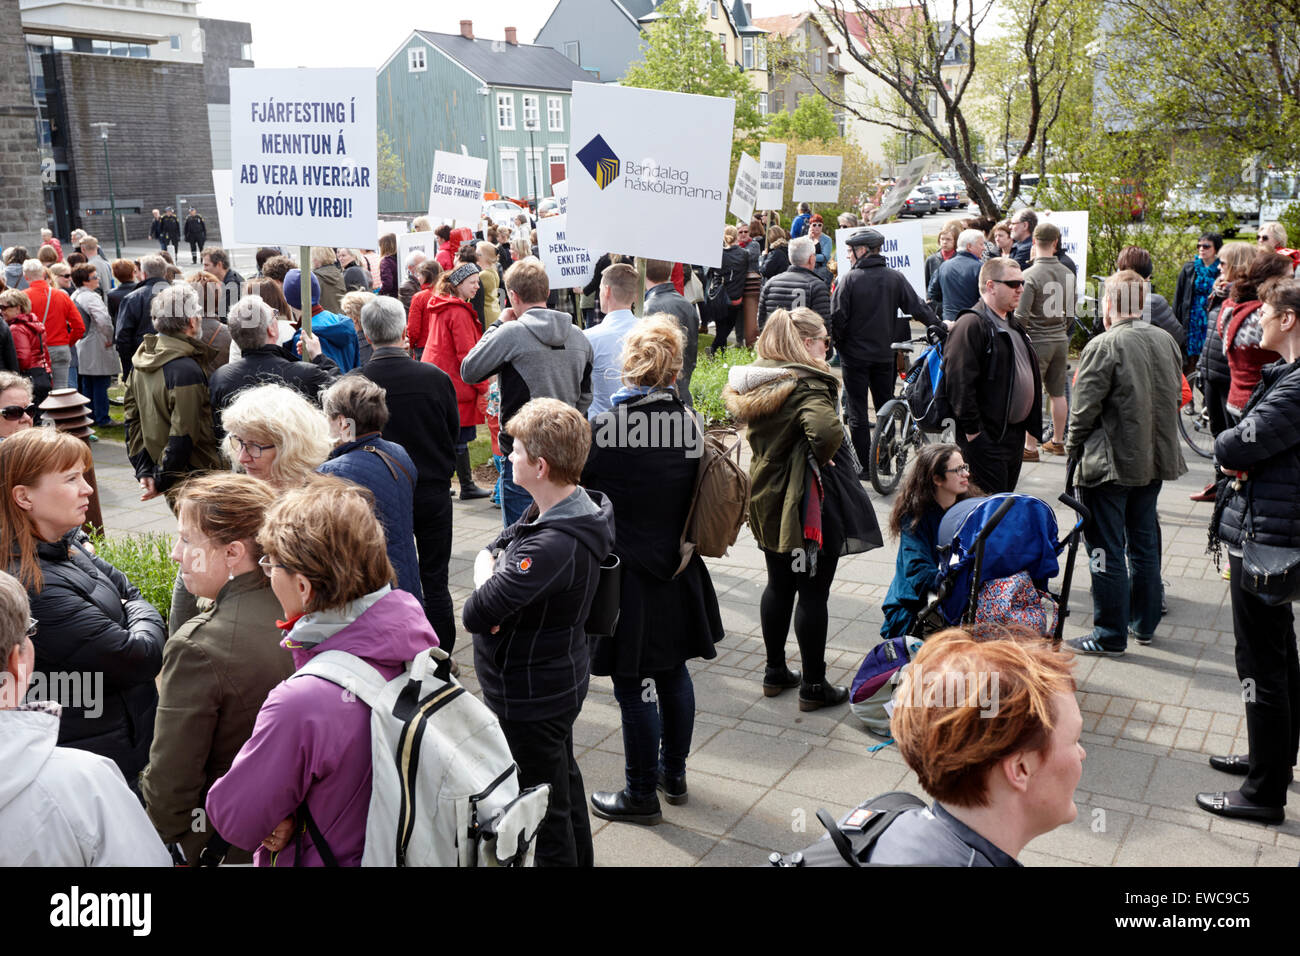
[[743, 36, 754, 70], [499, 150, 520, 197], [407, 47, 426, 72], [718, 33, 726, 51], [522, 94, 540, 131], [756, 38, 767, 71], [548, 145, 567, 180], [758, 91, 768, 115], [812, 48, 823, 74], [496, 92, 515, 131], [523, 148, 545, 198], [564, 40, 580, 64], [711, 1, 719, 18], [547, 96, 564, 132]]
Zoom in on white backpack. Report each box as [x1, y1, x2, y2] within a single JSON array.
[[296, 646, 550, 866]]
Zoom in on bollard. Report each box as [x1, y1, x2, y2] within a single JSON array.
[[39, 388, 104, 534]]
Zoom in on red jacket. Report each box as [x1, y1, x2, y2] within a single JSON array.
[[7, 312, 52, 374], [434, 227, 475, 273], [24, 280, 84, 348], [421, 294, 487, 427], [1222, 298, 1281, 411], [406, 283, 435, 353]]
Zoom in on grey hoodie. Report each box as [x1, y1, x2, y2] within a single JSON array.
[[460, 308, 593, 454]]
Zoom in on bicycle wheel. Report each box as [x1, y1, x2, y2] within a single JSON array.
[[869, 400, 913, 495], [1178, 369, 1214, 459]]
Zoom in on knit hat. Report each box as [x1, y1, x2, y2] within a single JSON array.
[[283, 269, 320, 307], [447, 263, 480, 288]]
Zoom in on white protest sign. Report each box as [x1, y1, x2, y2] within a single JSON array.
[[428, 150, 488, 225], [538, 213, 596, 289], [792, 155, 842, 203], [729, 152, 760, 223], [230, 68, 377, 247], [378, 219, 408, 239], [756, 142, 787, 209], [397, 231, 436, 274], [567, 82, 734, 268], [872, 152, 939, 224], [835, 221, 927, 299], [1038, 210, 1089, 301], [211, 169, 239, 248]]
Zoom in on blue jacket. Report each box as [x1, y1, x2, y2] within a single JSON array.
[[880, 506, 942, 640], [292, 310, 360, 372], [790, 213, 810, 239], [317, 434, 423, 601], [930, 251, 982, 324]]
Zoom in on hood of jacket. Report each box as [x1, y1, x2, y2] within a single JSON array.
[[723, 360, 835, 422], [428, 293, 476, 321], [523, 487, 615, 562], [285, 587, 438, 668], [130, 331, 214, 372], [0, 707, 58, 815], [518, 307, 579, 347]]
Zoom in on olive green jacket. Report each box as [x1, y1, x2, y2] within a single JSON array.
[[723, 359, 843, 553]]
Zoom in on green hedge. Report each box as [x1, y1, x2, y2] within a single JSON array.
[[690, 344, 756, 426], [88, 531, 177, 624]]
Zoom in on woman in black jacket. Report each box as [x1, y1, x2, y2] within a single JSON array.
[[708, 225, 750, 356], [761, 226, 790, 280], [582, 316, 724, 824], [0, 428, 165, 791], [1202, 277, 1300, 825]]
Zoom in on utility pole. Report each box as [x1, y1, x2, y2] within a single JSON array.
[[89, 123, 121, 258]]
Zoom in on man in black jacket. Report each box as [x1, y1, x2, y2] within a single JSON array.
[[644, 257, 699, 407], [945, 257, 1042, 494], [359, 296, 461, 654], [114, 255, 170, 376], [183, 209, 206, 264], [831, 228, 941, 468], [159, 207, 181, 259], [1009, 209, 1036, 270], [757, 236, 830, 332], [209, 295, 338, 433]]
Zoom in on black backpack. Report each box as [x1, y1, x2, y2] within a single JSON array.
[[765, 791, 925, 867]]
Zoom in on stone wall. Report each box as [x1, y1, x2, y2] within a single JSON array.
[[0, 0, 50, 249]]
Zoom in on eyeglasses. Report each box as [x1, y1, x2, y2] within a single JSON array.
[[0, 404, 37, 421], [257, 554, 289, 577], [1257, 236, 1272, 243], [992, 279, 1025, 290], [25, 617, 37, 639], [945, 464, 971, 475], [231, 436, 275, 459], [1196, 243, 1214, 250]]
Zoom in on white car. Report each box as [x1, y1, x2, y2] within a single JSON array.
[[483, 200, 526, 226]]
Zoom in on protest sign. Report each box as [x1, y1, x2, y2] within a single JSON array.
[[428, 151, 488, 225], [538, 213, 596, 289], [729, 152, 760, 223], [552, 179, 568, 216], [229, 68, 377, 247], [397, 232, 436, 277], [792, 155, 842, 203], [756, 142, 787, 209], [378, 219, 408, 239], [211, 169, 241, 248], [567, 82, 734, 268], [871, 152, 939, 224], [1038, 210, 1089, 301], [834, 221, 927, 299]]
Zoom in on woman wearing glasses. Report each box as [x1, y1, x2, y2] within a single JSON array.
[[0, 428, 166, 791], [0, 371, 36, 439], [880, 445, 974, 641], [140, 473, 292, 864], [1174, 233, 1222, 373]]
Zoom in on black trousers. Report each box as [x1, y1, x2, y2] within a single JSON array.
[[497, 706, 594, 867], [759, 518, 843, 686], [958, 424, 1027, 495], [840, 359, 896, 463], [1227, 553, 1300, 806], [188, 241, 202, 263], [1204, 373, 1232, 438], [710, 302, 743, 354], [413, 483, 456, 654]]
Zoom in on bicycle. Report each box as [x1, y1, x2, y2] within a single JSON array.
[[867, 329, 955, 496], [1178, 366, 1214, 459]]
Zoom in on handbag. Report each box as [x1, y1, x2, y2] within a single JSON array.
[[684, 268, 704, 305], [1241, 484, 1300, 606]]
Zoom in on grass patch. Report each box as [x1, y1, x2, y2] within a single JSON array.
[[690, 344, 756, 426], [87, 530, 177, 623]]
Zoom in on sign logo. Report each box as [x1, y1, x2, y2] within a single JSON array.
[[577, 135, 620, 190], [517, 557, 532, 573]]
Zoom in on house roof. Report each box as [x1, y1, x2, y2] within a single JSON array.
[[415, 30, 595, 90], [752, 13, 807, 38], [730, 0, 766, 34]]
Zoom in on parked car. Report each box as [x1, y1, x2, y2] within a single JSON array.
[[932, 181, 962, 210], [902, 188, 935, 217], [483, 198, 529, 226], [915, 186, 941, 215]]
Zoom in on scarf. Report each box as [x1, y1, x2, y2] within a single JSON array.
[[800, 454, 825, 576]]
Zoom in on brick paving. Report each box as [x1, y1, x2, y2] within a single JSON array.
[[91, 407, 1300, 867]]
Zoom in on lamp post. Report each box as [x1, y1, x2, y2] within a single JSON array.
[[89, 122, 121, 258]]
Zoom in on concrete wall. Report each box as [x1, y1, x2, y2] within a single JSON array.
[[20, 0, 203, 63], [0, 0, 48, 248], [198, 18, 251, 189]]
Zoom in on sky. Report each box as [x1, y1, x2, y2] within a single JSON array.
[[196, 0, 814, 70]]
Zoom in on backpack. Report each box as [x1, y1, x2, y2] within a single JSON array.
[[974, 571, 1059, 636], [294, 645, 551, 867], [765, 791, 926, 866], [676, 426, 751, 574], [849, 635, 919, 736], [906, 312, 997, 432]]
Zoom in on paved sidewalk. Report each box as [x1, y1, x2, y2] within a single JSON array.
[[91, 433, 1300, 867]]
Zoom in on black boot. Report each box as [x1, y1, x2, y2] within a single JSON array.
[[590, 789, 662, 825], [456, 449, 490, 500], [798, 680, 849, 712]]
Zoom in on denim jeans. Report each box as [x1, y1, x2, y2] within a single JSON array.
[[80, 374, 111, 425], [1079, 480, 1163, 648], [499, 454, 534, 528], [611, 663, 696, 798]]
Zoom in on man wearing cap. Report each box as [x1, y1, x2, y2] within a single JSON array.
[[831, 228, 943, 469], [283, 268, 360, 372], [1015, 221, 1075, 460], [159, 207, 181, 260], [808, 215, 833, 287]]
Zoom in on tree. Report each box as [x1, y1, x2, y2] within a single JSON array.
[[622, 0, 763, 137], [736, 133, 881, 225], [765, 94, 840, 143], [377, 130, 407, 196]]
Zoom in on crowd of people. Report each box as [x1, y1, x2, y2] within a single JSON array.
[[0, 201, 1297, 868]]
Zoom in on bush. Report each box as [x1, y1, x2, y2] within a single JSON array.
[[87, 530, 177, 623], [690, 344, 755, 426]]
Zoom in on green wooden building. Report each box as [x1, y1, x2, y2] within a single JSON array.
[[378, 21, 595, 216]]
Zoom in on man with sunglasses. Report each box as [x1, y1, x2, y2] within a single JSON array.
[[945, 258, 1042, 494]]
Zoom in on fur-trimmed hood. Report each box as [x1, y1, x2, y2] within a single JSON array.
[[722, 360, 836, 422]]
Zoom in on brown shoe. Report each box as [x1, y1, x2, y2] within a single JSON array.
[[1041, 440, 1065, 456], [1189, 482, 1217, 502], [1022, 448, 1040, 462]]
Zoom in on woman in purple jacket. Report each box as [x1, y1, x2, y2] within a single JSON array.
[[205, 475, 438, 866]]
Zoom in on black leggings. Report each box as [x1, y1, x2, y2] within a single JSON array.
[[760, 522, 843, 685], [711, 302, 743, 354]]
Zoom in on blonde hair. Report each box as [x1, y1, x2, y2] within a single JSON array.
[[340, 290, 376, 333], [723, 225, 738, 247], [476, 241, 498, 264], [1260, 221, 1289, 247], [621, 314, 684, 389], [756, 307, 830, 371], [504, 398, 591, 485], [1218, 241, 1257, 282], [219, 384, 333, 489]]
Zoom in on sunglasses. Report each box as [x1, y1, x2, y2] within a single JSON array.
[[992, 279, 1025, 290], [1197, 243, 1214, 249], [0, 404, 37, 421]]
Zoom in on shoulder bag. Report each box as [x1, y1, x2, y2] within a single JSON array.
[[1241, 482, 1300, 605]]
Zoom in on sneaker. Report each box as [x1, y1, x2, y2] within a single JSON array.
[[1064, 636, 1125, 657], [1041, 440, 1065, 456], [1022, 448, 1040, 462], [1130, 630, 1154, 646]]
